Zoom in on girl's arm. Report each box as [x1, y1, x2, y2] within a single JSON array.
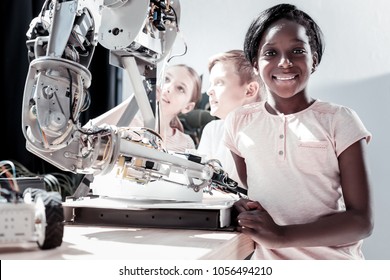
[[237, 139, 373, 248]]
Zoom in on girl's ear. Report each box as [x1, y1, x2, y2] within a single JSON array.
[[181, 102, 195, 114]]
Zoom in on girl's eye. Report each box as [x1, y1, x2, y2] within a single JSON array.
[[293, 49, 306, 54], [263, 50, 276, 56], [165, 76, 171, 83], [177, 86, 185, 94]]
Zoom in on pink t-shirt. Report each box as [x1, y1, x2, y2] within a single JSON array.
[[224, 100, 371, 259], [164, 128, 196, 152], [129, 115, 195, 152]]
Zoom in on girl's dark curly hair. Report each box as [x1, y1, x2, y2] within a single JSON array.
[[244, 3, 325, 67]]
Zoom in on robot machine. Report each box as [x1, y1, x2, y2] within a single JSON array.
[[2, 0, 247, 248]]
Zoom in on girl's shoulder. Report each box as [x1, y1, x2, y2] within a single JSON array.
[[310, 100, 368, 135], [309, 100, 365, 128], [312, 100, 356, 116], [227, 101, 265, 120], [224, 102, 265, 134], [167, 129, 196, 151]]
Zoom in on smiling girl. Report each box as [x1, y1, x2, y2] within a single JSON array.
[[225, 4, 373, 259]]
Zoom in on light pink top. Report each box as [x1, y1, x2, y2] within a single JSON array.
[[224, 100, 371, 259], [164, 128, 196, 152], [130, 113, 195, 152]]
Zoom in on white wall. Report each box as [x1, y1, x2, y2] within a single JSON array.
[[168, 0, 390, 259]]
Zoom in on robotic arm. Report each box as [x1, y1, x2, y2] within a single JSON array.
[[22, 0, 242, 195]]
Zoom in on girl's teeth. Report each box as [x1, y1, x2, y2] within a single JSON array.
[[277, 76, 294, 80]]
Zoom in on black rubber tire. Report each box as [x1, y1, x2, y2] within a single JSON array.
[[23, 188, 64, 250], [38, 191, 64, 249]]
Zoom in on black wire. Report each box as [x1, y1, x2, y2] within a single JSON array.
[[166, 6, 187, 63], [67, 68, 76, 124]]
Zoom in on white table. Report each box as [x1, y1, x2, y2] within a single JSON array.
[[0, 225, 254, 260]]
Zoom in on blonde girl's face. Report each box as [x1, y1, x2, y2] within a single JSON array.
[[159, 66, 196, 119]]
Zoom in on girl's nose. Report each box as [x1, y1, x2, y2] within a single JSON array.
[[162, 84, 172, 95], [206, 87, 213, 96], [278, 56, 293, 68]]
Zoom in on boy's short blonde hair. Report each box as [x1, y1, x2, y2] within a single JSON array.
[[208, 49, 261, 86]]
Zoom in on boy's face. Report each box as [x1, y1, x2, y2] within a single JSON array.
[[207, 61, 250, 119], [256, 19, 317, 100]]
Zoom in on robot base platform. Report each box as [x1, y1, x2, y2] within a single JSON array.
[[63, 193, 238, 231]]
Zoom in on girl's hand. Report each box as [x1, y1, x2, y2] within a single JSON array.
[[233, 198, 253, 213], [232, 199, 264, 227], [237, 202, 285, 249], [231, 198, 253, 226]]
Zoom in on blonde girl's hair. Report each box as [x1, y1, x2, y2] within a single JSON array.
[[168, 64, 202, 132], [171, 64, 202, 104]]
